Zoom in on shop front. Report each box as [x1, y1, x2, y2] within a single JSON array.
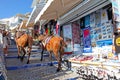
[[58, 0, 120, 79], [59, 0, 112, 54]]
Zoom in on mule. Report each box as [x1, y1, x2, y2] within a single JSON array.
[[14, 31, 33, 64], [38, 34, 67, 72]]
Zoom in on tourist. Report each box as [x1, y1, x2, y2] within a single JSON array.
[[2, 30, 9, 56], [0, 29, 3, 48]]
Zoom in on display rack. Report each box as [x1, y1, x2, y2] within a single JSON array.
[[69, 59, 120, 80]]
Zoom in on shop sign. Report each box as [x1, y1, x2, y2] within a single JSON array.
[[114, 34, 120, 53], [116, 37, 120, 46]]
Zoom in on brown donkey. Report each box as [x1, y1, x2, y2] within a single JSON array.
[[38, 34, 66, 72], [14, 31, 33, 64]]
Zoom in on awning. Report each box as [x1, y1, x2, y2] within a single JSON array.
[[35, 0, 83, 23], [58, 0, 110, 25], [26, 0, 46, 26]]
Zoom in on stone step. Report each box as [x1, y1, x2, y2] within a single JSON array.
[[8, 45, 41, 52], [5, 54, 49, 59], [8, 45, 40, 49], [6, 61, 58, 70]]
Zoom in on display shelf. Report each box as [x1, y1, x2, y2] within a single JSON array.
[[69, 59, 120, 67], [69, 60, 102, 66], [69, 59, 120, 79]]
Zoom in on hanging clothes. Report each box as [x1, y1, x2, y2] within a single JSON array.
[[56, 23, 59, 34], [45, 28, 48, 34], [48, 28, 50, 34]]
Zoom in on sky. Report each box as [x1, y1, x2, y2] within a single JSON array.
[[0, 0, 33, 19]]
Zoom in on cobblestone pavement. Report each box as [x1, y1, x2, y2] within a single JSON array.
[[5, 45, 82, 80]]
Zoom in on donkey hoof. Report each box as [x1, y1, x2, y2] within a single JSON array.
[[27, 61, 29, 64], [56, 68, 60, 72]]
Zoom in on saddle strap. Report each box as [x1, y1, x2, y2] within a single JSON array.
[[42, 36, 52, 47]]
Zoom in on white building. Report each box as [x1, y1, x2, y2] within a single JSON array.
[[0, 13, 30, 30]]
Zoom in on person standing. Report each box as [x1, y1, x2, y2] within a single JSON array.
[[2, 30, 8, 56], [6, 31, 11, 45], [0, 29, 3, 48]]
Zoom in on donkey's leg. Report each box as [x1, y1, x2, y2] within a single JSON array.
[[17, 46, 21, 59], [27, 36, 33, 64], [20, 47, 26, 62], [26, 52, 31, 64], [49, 51, 53, 66], [58, 53, 62, 72], [26, 47, 31, 64], [40, 46, 44, 61], [54, 51, 62, 72]]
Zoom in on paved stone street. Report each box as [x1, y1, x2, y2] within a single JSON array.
[[5, 45, 81, 80]]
